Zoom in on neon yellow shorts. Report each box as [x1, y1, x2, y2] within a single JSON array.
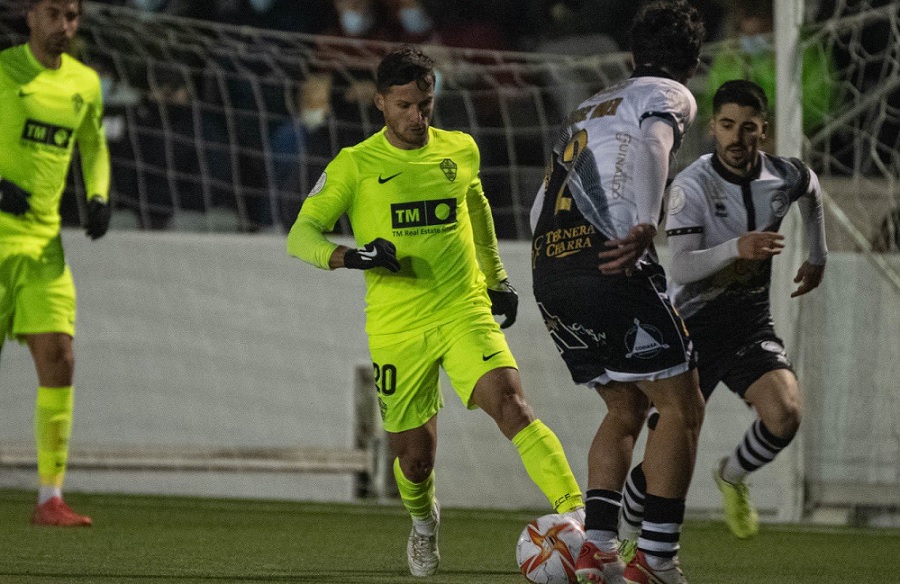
[[369, 309, 518, 433], [0, 236, 76, 342]]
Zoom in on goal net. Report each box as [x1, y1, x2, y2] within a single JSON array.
[[0, 2, 897, 516]]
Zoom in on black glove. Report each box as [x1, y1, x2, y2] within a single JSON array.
[[343, 238, 400, 272], [85, 196, 111, 240], [487, 279, 518, 329], [0, 177, 31, 216]]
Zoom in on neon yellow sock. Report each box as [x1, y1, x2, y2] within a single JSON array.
[[393, 457, 435, 519], [34, 386, 74, 489], [513, 419, 583, 513]]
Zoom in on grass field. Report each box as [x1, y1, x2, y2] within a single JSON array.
[[1, 488, 898, 583]]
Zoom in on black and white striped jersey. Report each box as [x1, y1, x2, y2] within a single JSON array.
[[531, 71, 696, 284], [664, 152, 827, 333]]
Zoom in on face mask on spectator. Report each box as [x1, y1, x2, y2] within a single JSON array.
[[100, 75, 114, 101], [301, 108, 328, 131], [131, 0, 166, 11], [340, 10, 374, 36], [739, 34, 771, 56], [399, 6, 433, 35], [248, 0, 277, 12]]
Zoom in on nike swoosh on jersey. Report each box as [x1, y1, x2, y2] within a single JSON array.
[[482, 350, 503, 361], [378, 172, 402, 184], [19, 90, 34, 98]]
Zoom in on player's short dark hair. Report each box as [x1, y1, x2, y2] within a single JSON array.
[[712, 79, 769, 119], [629, 0, 705, 78], [376, 45, 435, 94], [28, 0, 83, 12]]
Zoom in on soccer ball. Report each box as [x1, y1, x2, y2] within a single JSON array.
[[515, 513, 585, 584]]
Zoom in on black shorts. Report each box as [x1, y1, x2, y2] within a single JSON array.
[[533, 264, 695, 387], [693, 325, 794, 401]]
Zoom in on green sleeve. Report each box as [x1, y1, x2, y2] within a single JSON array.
[[286, 213, 339, 270], [76, 87, 110, 202], [466, 175, 508, 288]]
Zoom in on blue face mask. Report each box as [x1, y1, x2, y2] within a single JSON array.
[[248, 0, 276, 12], [740, 34, 772, 56], [340, 10, 374, 36], [100, 76, 114, 101], [399, 6, 433, 35]]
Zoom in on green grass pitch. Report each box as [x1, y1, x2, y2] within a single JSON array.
[[1, 489, 897, 583]]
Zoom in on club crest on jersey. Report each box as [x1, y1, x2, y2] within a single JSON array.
[[72, 93, 84, 114], [308, 172, 326, 197], [21, 119, 73, 149], [770, 190, 789, 218], [625, 319, 669, 359], [668, 185, 686, 215], [439, 158, 457, 182]]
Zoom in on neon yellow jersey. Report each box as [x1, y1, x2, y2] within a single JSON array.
[[0, 43, 109, 247], [295, 127, 506, 336]]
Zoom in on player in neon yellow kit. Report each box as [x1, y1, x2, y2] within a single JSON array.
[[288, 46, 584, 577], [0, 0, 111, 527]]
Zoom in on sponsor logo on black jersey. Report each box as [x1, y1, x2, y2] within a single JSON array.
[[391, 198, 456, 229], [21, 119, 73, 149], [624, 319, 670, 359]]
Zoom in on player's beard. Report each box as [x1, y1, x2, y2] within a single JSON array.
[[721, 144, 755, 174]]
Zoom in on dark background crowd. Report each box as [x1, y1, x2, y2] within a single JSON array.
[[1, 0, 896, 248]]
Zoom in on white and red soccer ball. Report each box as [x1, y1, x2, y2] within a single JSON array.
[[515, 513, 585, 584]]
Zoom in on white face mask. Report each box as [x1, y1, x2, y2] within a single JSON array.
[[301, 108, 328, 131], [399, 6, 433, 35], [100, 76, 114, 101], [248, 0, 276, 12], [739, 34, 771, 56], [339, 10, 374, 36], [132, 0, 166, 11]]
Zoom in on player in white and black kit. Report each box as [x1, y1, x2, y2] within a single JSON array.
[[530, 3, 706, 583], [619, 79, 827, 546]]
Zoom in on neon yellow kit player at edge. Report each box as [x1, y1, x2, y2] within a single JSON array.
[[287, 45, 584, 578], [0, 0, 111, 527]]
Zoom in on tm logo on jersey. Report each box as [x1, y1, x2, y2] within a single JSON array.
[[21, 119, 73, 149], [391, 198, 457, 233]]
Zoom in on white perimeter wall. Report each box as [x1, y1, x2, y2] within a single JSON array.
[[1, 230, 897, 518]]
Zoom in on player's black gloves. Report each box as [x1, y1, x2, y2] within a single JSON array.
[[0, 177, 31, 216], [85, 196, 111, 240], [487, 279, 518, 329], [343, 238, 400, 272]]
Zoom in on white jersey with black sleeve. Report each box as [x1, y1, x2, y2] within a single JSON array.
[[664, 152, 828, 336], [531, 70, 696, 285]]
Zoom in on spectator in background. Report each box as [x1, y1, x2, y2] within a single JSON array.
[[705, 4, 835, 144], [269, 72, 334, 228], [382, 0, 437, 45]]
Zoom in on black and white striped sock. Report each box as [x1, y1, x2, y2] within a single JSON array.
[[620, 463, 645, 540], [721, 419, 794, 484]]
